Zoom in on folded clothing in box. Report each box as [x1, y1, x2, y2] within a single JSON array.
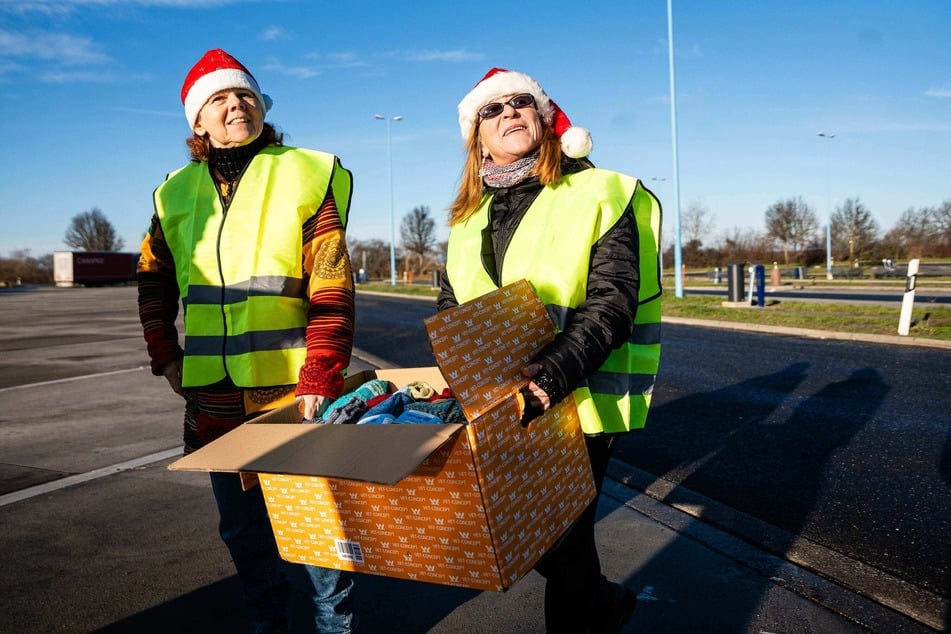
[[315, 377, 465, 425]]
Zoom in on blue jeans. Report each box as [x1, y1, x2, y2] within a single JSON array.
[[210, 472, 355, 633]]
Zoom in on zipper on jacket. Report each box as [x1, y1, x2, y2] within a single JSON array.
[[212, 165, 241, 384]]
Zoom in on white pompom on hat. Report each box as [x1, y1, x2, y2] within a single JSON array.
[[180, 48, 273, 129], [457, 67, 592, 158]]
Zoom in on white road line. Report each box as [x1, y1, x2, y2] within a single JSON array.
[[350, 347, 396, 370], [0, 367, 148, 393], [0, 447, 182, 508], [0, 348, 389, 394], [0, 348, 390, 508]]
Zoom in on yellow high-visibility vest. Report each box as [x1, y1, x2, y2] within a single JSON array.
[[154, 146, 351, 388], [446, 168, 662, 433]]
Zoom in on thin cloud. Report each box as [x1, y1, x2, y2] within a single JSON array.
[[260, 60, 321, 79], [323, 52, 361, 65], [0, 0, 254, 15], [40, 69, 117, 83], [651, 38, 702, 59], [261, 25, 291, 42], [293, 48, 479, 69], [112, 106, 180, 118], [884, 122, 951, 132], [404, 49, 484, 63], [0, 60, 23, 76], [299, 51, 367, 69], [925, 86, 951, 98], [849, 121, 951, 133], [0, 29, 110, 65]]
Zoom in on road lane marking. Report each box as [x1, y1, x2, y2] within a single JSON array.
[[0, 348, 390, 508], [0, 447, 182, 507], [0, 348, 389, 394], [0, 367, 148, 393]]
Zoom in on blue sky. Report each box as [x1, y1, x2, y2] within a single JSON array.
[[1, 0, 948, 257]]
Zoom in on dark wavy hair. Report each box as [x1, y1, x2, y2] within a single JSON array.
[[186, 122, 284, 162]]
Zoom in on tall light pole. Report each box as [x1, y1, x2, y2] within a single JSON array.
[[817, 131, 835, 280], [667, 0, 684, 298], [375, 114, 403, 285]]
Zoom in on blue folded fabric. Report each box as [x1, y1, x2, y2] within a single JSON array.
[[356, 392, 445, 425], [394, 409, 444, 424], [404, 399, 465, 424], [357, 391, 412, 425], [319, 379, 389, 422]]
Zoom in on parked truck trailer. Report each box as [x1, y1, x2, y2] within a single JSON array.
[[53, 251, 139, 287]]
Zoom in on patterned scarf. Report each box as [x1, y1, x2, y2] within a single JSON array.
[[479, 152, 539, 189]]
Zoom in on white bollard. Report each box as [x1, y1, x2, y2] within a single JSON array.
[[747, 265, 755, 304], [897, 258, 920, 336]]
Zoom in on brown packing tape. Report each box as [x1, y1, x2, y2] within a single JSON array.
[[239, 472, 260, 490]]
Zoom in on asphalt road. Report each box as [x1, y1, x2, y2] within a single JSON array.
[[1, 286, 947, 632]]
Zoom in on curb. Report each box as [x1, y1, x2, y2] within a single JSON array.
[[661, 316, 951, 350], [605, 460, 944, 632]]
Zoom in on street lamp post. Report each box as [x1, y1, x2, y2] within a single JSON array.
[[667, 0, 684, 298], [817, 131, 835, 280], [375, 114, 403, 285]]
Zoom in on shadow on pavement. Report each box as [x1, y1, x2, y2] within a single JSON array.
[[92, 577, 251, 634], [614, 363, 889, 630], [91, 566, 481, 633]]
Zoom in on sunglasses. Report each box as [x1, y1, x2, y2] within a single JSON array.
[[478, 94, 536, 120]]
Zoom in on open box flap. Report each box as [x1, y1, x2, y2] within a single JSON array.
[[424, 279, 556, 421], [169, 422, 464, 485]]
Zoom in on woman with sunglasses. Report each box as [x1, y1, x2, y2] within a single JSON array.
[[437, 68, 663, 633]]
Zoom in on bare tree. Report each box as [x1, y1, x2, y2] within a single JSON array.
[[831, 197, 879, 264], [716, 226, 773, 265], [64, 208, 125, 251], [400, 205, 436, 274], [681, 200, 717, 247], [347, 238, 393, 281], [882, 207, 933, 259], [0, 249, 53, 285], [929, 199, 951, 257], [764, 196, 818, 264]]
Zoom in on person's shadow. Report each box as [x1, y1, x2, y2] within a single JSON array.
[[613, 364, 888, 631]]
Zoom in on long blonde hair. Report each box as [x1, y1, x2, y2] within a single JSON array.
[[448, 118, 564, 225]]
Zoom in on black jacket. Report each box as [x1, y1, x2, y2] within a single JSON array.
[[437, 160, 640, 407]]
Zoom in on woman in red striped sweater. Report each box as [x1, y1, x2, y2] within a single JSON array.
[[137, 48, 357, 634]]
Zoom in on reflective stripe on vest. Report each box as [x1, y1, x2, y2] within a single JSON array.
[[154, 147, 351, 388], [446, 168, 662, 434]]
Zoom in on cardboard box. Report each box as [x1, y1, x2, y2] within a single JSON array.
[[169, 280, 596, 591]]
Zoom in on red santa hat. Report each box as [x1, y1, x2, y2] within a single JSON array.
[[457, 67, 592, 158], [180, 48, 272, 128]]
